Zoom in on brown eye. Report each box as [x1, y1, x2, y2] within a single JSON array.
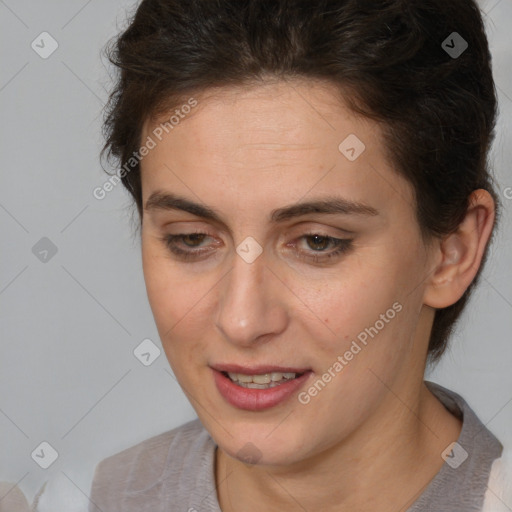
[[294, 233, 353, 263], [180, 233, 208, 247], [160, 231, 216, 261], [304, 234, 331, 251]]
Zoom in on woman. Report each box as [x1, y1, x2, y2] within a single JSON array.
[[88, 0, 511, 510]]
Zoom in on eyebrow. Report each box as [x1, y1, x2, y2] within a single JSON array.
[[144, 191, 379, 223]]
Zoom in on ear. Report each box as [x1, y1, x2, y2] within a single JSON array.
[[423, 189, 496, 309]]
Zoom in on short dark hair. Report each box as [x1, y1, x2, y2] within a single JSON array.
[[101, 0, 500, 364]]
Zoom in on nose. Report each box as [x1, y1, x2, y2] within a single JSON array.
[[214, 248, 288, 348]]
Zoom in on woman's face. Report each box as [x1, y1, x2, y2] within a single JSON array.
[[140, 80, 436, 466]]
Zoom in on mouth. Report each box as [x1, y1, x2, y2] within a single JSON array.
[[221, 370, 307, 389], [211, 364, 313, 410]]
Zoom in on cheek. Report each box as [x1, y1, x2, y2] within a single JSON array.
[[298, 255, 420, 367], [142, 242, 190, 338], [142, 243, 173, 324], [141, 240, 215, 366]]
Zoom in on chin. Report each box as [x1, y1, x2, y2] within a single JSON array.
[[214, 420, 308, 465]]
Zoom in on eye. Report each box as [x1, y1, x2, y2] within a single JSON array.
[[160, 231, 353, 264], [160, 231, 217, 261], [292, 233, 353, 263]]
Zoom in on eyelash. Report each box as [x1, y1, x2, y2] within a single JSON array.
[[159, 230, 353, 263]]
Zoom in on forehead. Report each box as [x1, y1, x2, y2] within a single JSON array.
[[144, 79, 379, 154], [139, 80, 414, 222]]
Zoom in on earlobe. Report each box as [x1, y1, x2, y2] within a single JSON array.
[[423, 189, 496, 309]]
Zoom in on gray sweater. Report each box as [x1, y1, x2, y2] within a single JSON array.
[[88, 381, 503, 512]]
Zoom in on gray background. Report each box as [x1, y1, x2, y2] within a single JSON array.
[[1, 0, 511, 504]]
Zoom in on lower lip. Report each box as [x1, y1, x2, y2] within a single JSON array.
[[212, 369, 312, 411]]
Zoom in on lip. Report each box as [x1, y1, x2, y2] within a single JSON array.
[[211, 363, 311, 374], [212, 367, 313, 411]]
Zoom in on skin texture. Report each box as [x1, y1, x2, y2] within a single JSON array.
[[139, 79, 495, 511]]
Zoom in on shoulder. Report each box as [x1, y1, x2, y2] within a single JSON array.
[[93, 418, 208, 472], [482, 443, 512, 512], [89, 418, 213, 512]]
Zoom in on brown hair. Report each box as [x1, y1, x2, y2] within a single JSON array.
[[101, 0, 500, 363]]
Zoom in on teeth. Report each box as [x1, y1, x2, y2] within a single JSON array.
[[226, 371, 299, 386], [237, 374, 254, 383], [245, 382, 274, 389], [253, 374, 271, 384]]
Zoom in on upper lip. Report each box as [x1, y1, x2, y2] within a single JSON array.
[[211, 363, 311, 374]]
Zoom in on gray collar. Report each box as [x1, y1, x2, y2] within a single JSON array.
[[405, 381, 503, 511]]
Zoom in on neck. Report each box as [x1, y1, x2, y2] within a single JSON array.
[[215, 380, 462, 512]]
